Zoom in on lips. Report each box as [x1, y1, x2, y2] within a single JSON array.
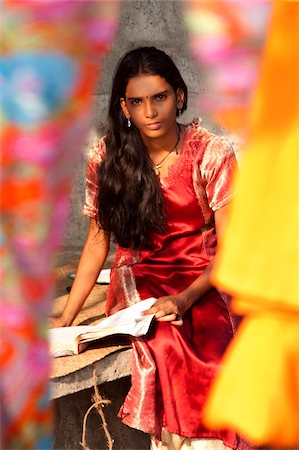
[[146, 122, 161, 130]]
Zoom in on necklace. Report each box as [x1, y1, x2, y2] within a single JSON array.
[[150, 124, 181, 176]]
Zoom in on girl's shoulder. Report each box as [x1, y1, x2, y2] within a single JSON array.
[[184, 119, 234, 161], [185, 118, 227, 146], [88, 136, 107, 164]]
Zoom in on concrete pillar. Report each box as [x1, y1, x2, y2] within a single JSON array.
[[60, 0, 203, 261]]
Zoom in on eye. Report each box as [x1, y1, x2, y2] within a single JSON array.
[[130, 99, 142, 105], [155, 94, 167, 101]]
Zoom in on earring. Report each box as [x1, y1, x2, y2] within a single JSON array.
[[178, 109, 182, 116], [127, 118, 132, 128]]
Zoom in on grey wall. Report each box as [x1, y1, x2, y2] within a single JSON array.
[[53, 377, 150, 449], [59, 0, 212, 263]]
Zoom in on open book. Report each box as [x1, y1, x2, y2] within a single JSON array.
[[49, 297, 156, 358]]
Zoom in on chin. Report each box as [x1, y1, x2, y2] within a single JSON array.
[[142, 127, 163, 137]]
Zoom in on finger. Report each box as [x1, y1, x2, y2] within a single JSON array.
[[156, 312, 177, 322], [171, 319, 184, 326], [48, 319, 56, 329], [142, 305, 163, 315], [156, 311, 184, 326], [154, 309, 173, 319], [174, 312, 182, 321], [142, 308, 153, 315]]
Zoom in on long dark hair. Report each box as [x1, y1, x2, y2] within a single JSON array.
[[97, 47, 188, 249]]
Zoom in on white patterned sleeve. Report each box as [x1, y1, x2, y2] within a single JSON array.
[[199, 135, 237, 211], [83, 138, 106, 219]]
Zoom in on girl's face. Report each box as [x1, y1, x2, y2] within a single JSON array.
[[120, 74, 184, 141]]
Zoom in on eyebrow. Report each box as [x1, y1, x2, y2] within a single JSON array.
[[126, 89, 170, 100]]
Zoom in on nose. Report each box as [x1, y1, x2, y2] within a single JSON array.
[[144, 99, 157, 119]]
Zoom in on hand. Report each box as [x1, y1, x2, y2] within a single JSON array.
[[143, 294, 187, 326], [48, 316, 66, 328]]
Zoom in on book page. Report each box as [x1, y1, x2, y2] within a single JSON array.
[[79, 297, 156, 343], [49, 325, 91, 357], [49, 297, 157, 357]]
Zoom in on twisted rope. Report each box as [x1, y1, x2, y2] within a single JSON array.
[[80, 369, 114, 450]]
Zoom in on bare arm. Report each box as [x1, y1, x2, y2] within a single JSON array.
[[50, 218, 110, 327], [144, 203, 230, 325]]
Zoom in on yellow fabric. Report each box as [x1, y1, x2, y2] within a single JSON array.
[[211, 1, 299, 306], [204, 2, 299, 448], [204, 310, 299, 447]]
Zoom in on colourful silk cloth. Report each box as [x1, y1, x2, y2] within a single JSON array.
[[0, 2, 120, 448], [182, 0, 271, 135], [84, 122, 248, 449], [203, 2, 299, 448]]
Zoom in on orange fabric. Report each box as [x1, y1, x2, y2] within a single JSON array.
[[211, 1, 299, 305], [204, 2, 299, 448], [205, 311, 299, 446]]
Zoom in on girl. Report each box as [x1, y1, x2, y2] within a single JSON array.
[[52, 47, 241, 450]]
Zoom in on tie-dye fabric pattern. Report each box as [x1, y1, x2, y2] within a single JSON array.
[[0, 2, 120, 448], [182, 0, 271, 135]]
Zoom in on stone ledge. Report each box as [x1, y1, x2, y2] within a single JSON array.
[[51, 348, 132, 400]]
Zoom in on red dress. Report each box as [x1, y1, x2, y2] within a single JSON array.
[[84, 122, 239, 449]]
